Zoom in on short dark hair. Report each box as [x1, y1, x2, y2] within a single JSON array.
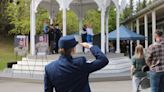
[[55, 24, 59, 26], [155, 29, 163, 37], [50, 24, 53, 26]]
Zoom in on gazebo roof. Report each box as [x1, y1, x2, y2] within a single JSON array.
[[37, 0, 114, 18]]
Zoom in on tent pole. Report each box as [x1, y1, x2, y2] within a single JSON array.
[[130, 40, 133, 58]]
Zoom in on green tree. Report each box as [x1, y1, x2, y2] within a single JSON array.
[[0, 0, 10, 35], [108, 6, 116, 32], [83, 9, 101, 34], [136, 0, 148, 12], [36, 8, 49, 34], [6, 0, 50, 35], [143, 0, 147, 8], [66, 11, 78, 34], [6, 0, 31, 35], [122, 0, 134, 19], [130, 0, 134, 15], [54, 10, 79, 35]]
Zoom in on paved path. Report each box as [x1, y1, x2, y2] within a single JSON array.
[[0, 80, 150, 92]]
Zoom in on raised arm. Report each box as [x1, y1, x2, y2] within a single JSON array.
[[146, 46, 153, 67], [80, 43, 109, 73]]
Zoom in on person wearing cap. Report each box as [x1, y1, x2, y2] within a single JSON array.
[[44, 35, 109, 92]]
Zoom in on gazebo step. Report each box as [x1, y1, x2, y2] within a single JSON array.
[[22, 58, 54, 62], [12, 64, 44, 71], [17, 61, 50, 66], [12, 55, 131, 75], [103, 63, 131, 70], [13, 70, 44, 75], [94, 67, 130, 74], [12, 62, 131, 74]]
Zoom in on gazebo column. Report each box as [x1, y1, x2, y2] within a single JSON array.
[[112, 0, 120, 53], [94, 0, 111, 53], [136, 19, 140, 45], [115, 7, 120, 53], [30, 0, 36, 55], [101, 9, 106, 53], [144, 14, 148, 49], [56, 0, 72, 36], [30, 0, 43, 55], [63, 9, 66, 36], [152, 10, 156, 44], [105, 10, 109, 53]]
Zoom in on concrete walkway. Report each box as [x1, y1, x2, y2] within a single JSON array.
[[0, 80, 150, 92]]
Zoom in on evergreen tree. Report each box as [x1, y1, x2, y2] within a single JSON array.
[[6, 0, 31, 35], [143, 0, 147, 8], [130, 0, 134, 15], [0, 0, 10, 35]]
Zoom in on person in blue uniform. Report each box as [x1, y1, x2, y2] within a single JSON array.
[[44, 35, 109, 92]]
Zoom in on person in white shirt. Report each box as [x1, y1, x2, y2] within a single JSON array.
[[86, 24, 94, 43]]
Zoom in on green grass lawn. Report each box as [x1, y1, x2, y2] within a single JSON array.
[[0, 35, 20, 70]]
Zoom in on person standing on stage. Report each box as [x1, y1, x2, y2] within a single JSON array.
[[86, 24, 94, 43], [54, 24, 62, 53], [81, 24, 87, 52], [48, 24, 55, 54]]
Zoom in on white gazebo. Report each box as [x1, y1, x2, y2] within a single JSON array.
[[30, 0, 125, 55]]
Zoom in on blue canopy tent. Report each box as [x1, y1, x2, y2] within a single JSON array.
[[108, 25, 146, 58], [108, 25, 145, 40]]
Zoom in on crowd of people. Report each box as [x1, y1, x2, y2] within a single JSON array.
[[43, 29, 163, 92], [131, 29, 164, 92], [43, 22, 62, 55], [81, 24, 94, 53]]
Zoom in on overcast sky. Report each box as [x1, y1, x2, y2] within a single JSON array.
[[119, 0, 151, 10], [126, 0, 151, 5]]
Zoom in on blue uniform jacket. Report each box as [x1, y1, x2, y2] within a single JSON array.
[[44, 46, 109, 92]]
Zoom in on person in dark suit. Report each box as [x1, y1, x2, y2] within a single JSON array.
[[44, 35, 109, 92], [48, 24, 55, 54], [54, 24, 62, 53], [81, 25, 87, 52]]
